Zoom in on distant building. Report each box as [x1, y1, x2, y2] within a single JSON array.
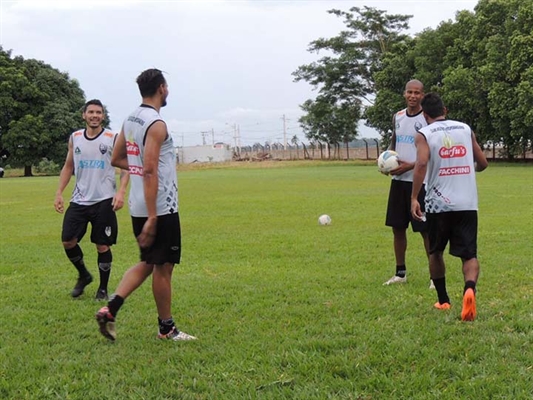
[[177, 144, 233, 164]]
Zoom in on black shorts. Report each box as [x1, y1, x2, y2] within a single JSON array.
[[62, 198, 118, 245], [385, 180, 427, 232], [427, 211, 478, 259], [132, 213, 181, 265]]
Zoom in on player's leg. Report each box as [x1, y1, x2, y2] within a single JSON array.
[[384, 180, 409, 285], [414, 183, 433, 288], [450, 211, 479, 321], [95, 261, 153, 341], [62, 203, 92, 297], [90, 199, 117, 300], [427, 213, 451, 308], [151, 213, 195, 341]]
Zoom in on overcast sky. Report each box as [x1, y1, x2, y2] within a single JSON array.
[[1, 0, 478, 147]]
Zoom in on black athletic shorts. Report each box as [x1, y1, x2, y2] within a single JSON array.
[[62, 198, 118, 245], [427, 211, 478, 260], [132, 213, 181, 265], [385, 179, 427, 232]]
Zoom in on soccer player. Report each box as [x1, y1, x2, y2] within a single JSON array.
[[55, 99, 129, 300], [383, 80, 433, 288], [411, 92, 488, 321], [95, 68, 196, 341]]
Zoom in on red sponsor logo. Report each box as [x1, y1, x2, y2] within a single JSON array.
[[439, 145, 467, 158], [126, 141, 140, 156], [439, 166, 471, 176], [129, 165, 143, 176], [74, 131, 83, 137]]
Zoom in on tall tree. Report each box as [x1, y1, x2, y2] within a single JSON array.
[[293, 7, 412, 146], [0, 47, 89, 175]]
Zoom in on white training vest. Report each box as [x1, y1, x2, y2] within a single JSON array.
[[419, 120, 478, 213], [123, 105, 178, 217], [71, 129, 117, 205], [392, 108, 427, 182]]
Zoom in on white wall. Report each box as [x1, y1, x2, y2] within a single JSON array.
[[177, 145, 233, 164]]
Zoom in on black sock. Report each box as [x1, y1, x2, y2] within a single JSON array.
[[464, 280, 476, 294], [97, 249, 112, 290], [433, 277, 450, 304], [107, 294, 124, 318], [158, 317, 175, 334], [396, 265, 406, 278], [65, 245, 90, 277]]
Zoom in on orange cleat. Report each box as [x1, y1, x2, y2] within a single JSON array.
[[461, 288, 477, 321], [434, 302, 451, 310]]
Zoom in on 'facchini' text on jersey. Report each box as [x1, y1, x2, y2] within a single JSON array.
[[393, 108, 427, 182], [123, 104, 178, 217], [71, 129, 117, 205], [418, 119, 478, 213]]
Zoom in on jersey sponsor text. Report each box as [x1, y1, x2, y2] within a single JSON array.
[[78, 160, 105, 169], [439, 166, 471, 176]]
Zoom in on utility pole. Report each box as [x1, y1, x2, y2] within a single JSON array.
[[201, 131, 209, 146], [211, 128, 215, 145], [281, 114, 289, 150]]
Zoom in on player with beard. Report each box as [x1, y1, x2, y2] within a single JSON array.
[[96, 69, 196, 341], [55, 99, 129, 300]]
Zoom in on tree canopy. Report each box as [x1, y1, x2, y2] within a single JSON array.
[[296, 0, 533, 158], [0, 47, 96, 175]]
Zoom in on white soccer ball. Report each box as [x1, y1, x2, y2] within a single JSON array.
[[377, 150, 400, 174], [318, 214, 331, 225]]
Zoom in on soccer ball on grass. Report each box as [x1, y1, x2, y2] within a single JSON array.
[[318, 214, 332, 225]]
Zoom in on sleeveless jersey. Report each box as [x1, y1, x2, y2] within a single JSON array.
[[392, 108, 427, 182], [123, 104, 178, 217], [419, 119, 478, 213], [71, 129, 117, 205]]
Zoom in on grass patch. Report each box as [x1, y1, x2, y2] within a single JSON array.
[[0, 162, 532, 399]]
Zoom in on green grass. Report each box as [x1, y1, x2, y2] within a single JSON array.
[[0, 162, 532, 399]]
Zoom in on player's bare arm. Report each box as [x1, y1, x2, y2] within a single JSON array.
[[471, 131, 488, 172], [54, 137, 74, 213], [389, 114, 397, 151], [411, 132, 429, 221], [137, 120, 166, 249], [111, 130, 129, 170], [113, 170, 129, 211]]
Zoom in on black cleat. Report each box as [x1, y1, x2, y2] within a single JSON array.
[[95, 288, 108, 301], [71, 274, 93, 298]]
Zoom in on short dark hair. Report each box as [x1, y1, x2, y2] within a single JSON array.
[[421, 92, 445, 119], [136, 68, 166, 98], [83, 99, 104, 113]]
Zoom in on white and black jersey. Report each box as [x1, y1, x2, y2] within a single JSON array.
[[122, 104, 178, 218], [71, 129, 117, 205], [419, 119, 478, 213], [392, 108, 427, 183]]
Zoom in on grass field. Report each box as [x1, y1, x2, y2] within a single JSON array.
[[0, 161, 532, 399]]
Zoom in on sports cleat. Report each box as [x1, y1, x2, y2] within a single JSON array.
[[383, 275, 407, 285], [429, 280, 436, 290], [95, 288, 108, 301], [95, 306, 116, 341], [434, 302, 451, 310], [461, 288, 476, 321], [157, 326, 197, 341], [71, 274, 93, 298]]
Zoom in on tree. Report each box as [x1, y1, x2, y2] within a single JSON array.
[[0, 47, 90, 175], [293, 7, 412, 147], [365, 0, 533, 157]]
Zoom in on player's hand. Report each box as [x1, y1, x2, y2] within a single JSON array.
[[411, 199, 424, 221], [54, 195, 64, 213], [112, 193, 125, 211], [389, 160, 412, 176], [137, 217, 157, 249]]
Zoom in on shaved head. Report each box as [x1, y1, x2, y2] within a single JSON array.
[[405, 80, 424, 92]]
